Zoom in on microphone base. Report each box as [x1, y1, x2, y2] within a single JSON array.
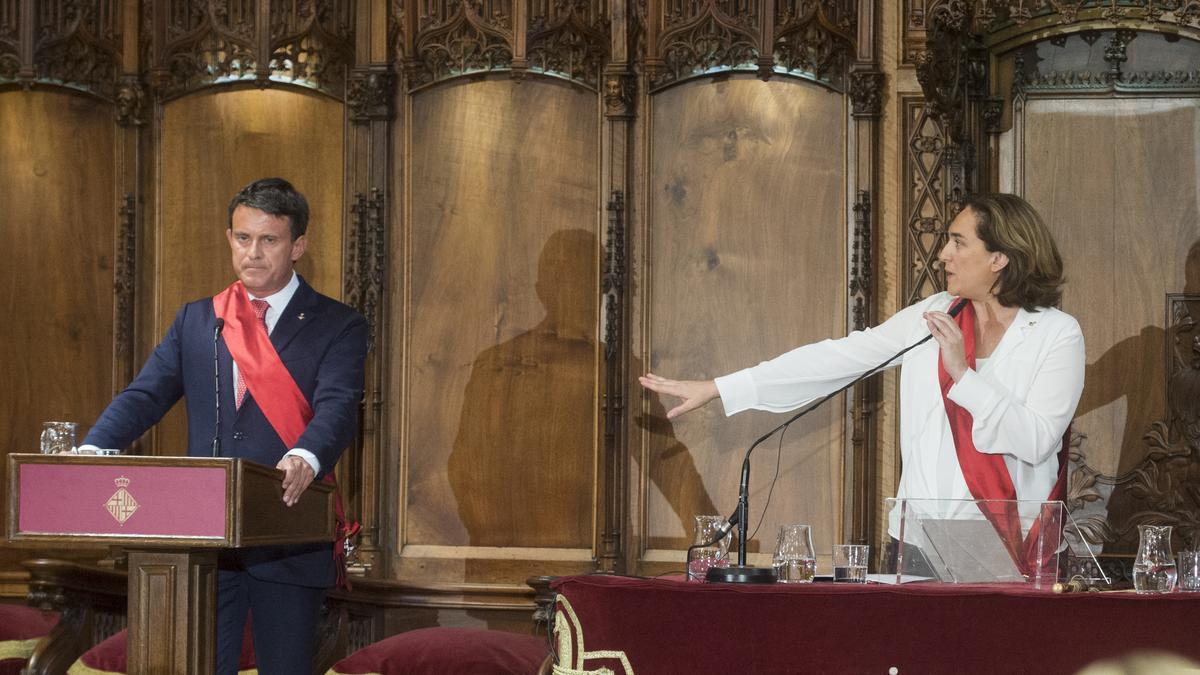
[[705, 565, 778, 584]]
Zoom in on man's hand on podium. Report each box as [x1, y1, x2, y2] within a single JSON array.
[[277, 455, 315, 506]]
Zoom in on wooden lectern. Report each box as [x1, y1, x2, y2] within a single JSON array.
[[6, 453, 335, 674]]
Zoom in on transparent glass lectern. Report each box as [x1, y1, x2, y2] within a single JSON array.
[[881, 498, 1106, 589]]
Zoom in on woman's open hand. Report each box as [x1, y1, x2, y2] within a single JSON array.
[[638, 373, 719, 419]]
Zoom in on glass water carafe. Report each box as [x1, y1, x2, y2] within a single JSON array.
[[1133, 524, 1177, 594]]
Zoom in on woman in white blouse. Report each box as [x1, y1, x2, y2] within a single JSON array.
[[641, 194, 1084, 571]]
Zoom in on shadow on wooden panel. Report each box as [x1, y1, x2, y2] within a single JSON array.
[[447, 230, 598, 548], [640, 75, 847, 568]]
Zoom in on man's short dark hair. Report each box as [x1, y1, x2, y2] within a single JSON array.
[[227, 178, 309, 239]]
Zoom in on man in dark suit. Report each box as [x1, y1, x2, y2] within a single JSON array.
[[82, 177, 368, 674]]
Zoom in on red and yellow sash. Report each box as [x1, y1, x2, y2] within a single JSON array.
[[938, 300, 1069, 577], [213, 280, 359, 588]]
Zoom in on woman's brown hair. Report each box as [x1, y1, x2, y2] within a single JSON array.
[[963, 193, 1065, 311]]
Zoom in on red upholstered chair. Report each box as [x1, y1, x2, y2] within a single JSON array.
[[329, 627, 551, 675], [0, 605, 59, 675], [66, 622, 257, 675]]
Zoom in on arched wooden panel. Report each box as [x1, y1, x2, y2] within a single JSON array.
[[1018, 97, 1200, 472], [154, 86, 345, 455], [0, 90, 115, 511], [401, 76, 601, 581], [638, 74, 848, 571]]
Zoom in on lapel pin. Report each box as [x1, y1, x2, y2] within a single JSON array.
[[298, 313, 306, 320]]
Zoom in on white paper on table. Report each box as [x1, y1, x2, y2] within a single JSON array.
[[866, 574, 934, 584]]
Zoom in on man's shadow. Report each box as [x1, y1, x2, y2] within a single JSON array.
[[447, 229, 716, 551]]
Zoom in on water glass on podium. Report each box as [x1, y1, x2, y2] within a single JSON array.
[[833, 544, 869, 583], [773, 524, 816, 583], [1178, 551, 1200, 592], [687, 515, 730, 582], [39, 421, 78, 454]]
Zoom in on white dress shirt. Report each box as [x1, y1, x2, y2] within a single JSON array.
[[715, 291, 1085, 536]]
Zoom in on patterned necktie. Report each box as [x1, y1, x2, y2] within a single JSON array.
[[235, 299, 271, 409]]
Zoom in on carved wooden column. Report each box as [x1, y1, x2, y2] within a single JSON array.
[[596, 0, 635, 575], [343, 0, 396, 577], [846, 0, 883, 548], [114, 0, 145, 402]]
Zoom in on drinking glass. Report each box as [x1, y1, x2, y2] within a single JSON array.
[[773, 524, 816, 583], [833, 544, 869, 583], [688, 515, 730, 581], [1133, 524, 1176, 594], [39, 421, 78, 454], [1178, 550, 1200, 592]]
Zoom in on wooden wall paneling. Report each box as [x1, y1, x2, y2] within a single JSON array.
[[1020, 96, 1200, 552], [0, 89, 116, 530], [637, 75, 847, 574], [401, 76, 601, 584], [153, 87, 345, 455]]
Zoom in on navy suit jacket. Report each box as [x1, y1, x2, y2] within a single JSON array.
[[85, 276, 368, 588]]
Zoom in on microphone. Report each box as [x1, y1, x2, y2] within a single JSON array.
[[212, 318, 225, 457], [705, 298, 968, 583]]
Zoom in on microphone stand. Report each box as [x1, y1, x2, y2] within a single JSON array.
[[212, 319, 225, 457], [706, 300, 965, 583]]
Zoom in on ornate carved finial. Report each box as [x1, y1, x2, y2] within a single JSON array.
[[603, 72, 636, 119], [849, 71, 886, 118], [981, 97, 1003, 133], [1104, 30, 1135, 83], [347, 68, 396, 123], [115, 76, 147, 127]]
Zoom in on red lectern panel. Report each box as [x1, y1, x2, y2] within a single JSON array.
[[7, 453, 334, 548], [17, 461, 227, 539]]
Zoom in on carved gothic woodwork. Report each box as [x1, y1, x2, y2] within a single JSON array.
[[912, 0, 1200, 53], [849, 191, 871, 333], [603, 70, 635, 117], [346, 188, 387, 352], [401, 0, 609, 90], [527, 0, 608, 88], [1010, 30, 1200, 97], [347, 67, 395, 122], [599, 190, 627, 573], [643, 0, 857, 90], [143, 0, 355, 99], [115, 193, 137, 363], [0, 0, 122, 98], [901, 98, 949, 304], [848, 70, 883, 117]]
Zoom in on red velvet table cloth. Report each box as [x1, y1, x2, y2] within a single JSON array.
[[551, 574, 1200, 674]]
